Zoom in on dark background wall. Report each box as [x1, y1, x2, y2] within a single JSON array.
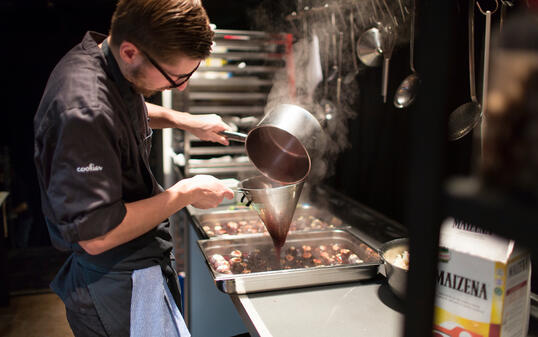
[[1, 1, 119, 246]]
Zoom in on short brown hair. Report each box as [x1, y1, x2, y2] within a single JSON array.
[[110, 0, 214, 62]]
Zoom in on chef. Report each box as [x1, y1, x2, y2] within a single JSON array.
[[33, 0, 234, 336]]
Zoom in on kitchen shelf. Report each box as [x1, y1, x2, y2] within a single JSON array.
[[187, 165, 257, 175], [212, 29, 276, 37], [207, 52, 286, 60], [188, 92, 268, 100], [187, 161, 251, 169], [197, 66, 282, 74], [186, 146, 246, 156], [176, 29, 291, 179], [188, 106, 265, 114], [188, 78, 275, 87]]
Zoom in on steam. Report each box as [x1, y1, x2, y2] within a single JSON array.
[[251, 0, 411, 183]]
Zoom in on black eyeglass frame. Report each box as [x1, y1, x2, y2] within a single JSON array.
[[141, 50, 200, 89]]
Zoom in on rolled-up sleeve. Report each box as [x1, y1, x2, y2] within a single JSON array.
[[46, 106, 126, 243]]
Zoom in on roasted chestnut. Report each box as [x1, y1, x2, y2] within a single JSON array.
[[226, 221, 239, 235], [311, 218, 323, 229], [230, 257, 244, 274], [348, 254, 363, 264], [230, 249, 242, 258], [215, 260, 231, 274], [285, 246, 298, 257], [210, 254, 226, 265]]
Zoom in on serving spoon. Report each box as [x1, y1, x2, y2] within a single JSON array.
[[448, 0, 481, 141], [448, 0, 498, 141]]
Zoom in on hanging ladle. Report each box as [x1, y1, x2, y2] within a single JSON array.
[[477, 0, 495, 121], [326, 11, 339, 82], [448, 0, 481, 141], [380, 0, 398, 104], [357, 26, 384, 67], [394, 0, 420, 108], [499, 0, 514, 33], [318, 30, 336, 125], [380, 24, 396, 103], [356, 0, 385, 67], [344, 9, 361, 84], [448, 0, 497, 140]]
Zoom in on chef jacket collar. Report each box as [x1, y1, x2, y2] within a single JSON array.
[[98, 33, 148, 141], [100, 36, 141, 104]]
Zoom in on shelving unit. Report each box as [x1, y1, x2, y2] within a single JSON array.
[[171, 29, 293, 179]]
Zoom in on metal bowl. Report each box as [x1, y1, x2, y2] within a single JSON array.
[[379, 238, 409, 300]]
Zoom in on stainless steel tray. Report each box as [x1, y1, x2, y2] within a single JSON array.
[[194, 204, 345, 238], [197, 228, 381, 294]]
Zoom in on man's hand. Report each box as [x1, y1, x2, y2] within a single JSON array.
[[174, 175, 234, 209], [78, 175, 234, 255], [185, 114, 230, 145]]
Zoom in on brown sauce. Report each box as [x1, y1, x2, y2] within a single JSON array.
[[260, 215, 291, 261]]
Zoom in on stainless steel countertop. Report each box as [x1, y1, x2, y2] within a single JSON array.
[[229, 276, 404, 337]]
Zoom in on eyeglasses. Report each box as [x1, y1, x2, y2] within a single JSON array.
[[141, 50, 200, 89]]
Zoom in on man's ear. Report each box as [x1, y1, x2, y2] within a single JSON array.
[[118, 41, 141, 65]]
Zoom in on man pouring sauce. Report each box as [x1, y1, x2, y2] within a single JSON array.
[[33, 0, 234, 336]]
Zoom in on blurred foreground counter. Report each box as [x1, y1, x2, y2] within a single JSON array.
[[182, 185, 407, 337], [229, 277, 404, 337]]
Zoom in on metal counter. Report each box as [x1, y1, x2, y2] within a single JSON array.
[[230, 276, 404, 337], [183, 185, 407, 336]]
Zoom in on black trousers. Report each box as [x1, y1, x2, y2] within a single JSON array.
[[66, 308, 108, 337]]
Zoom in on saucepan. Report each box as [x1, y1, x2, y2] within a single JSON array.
[[379, 237, 409, 299], [220, 104, 323, 185]]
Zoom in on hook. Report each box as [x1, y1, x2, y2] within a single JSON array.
[[476, 0, 499, 14]]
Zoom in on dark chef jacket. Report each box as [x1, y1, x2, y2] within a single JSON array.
[[34, 31, 180, 337]]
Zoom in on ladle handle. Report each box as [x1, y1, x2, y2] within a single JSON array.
[[409, 0, 416, 73], [481, 10, 491, 114], [469, 0, 478, 103], [382, 57, 390, 103], [219, 130, 247, 142]]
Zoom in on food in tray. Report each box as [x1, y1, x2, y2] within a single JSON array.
[[208, 242, 378, 274], [391, 250, 409, 270], [201, 214, 344, 237], [383, 241, 410, 271]]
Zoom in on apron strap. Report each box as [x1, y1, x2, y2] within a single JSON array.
[[160, 253, 184, 314]]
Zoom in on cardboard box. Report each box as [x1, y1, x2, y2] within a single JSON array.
[[433, 218, 531, 337]]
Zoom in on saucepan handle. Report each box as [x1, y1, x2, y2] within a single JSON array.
[[229, 187, 252, 206], [219, 130, 247, 142]]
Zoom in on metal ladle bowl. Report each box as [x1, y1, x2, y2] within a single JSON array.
[[357, 27, 384, 67], [448, 101, 482, 140], [394, 73, 420, 108], [448, 0, 481, 141]]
